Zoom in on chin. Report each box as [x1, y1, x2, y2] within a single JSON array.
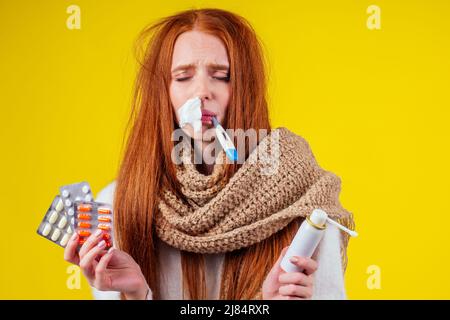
[[190, 126, 214, 141]]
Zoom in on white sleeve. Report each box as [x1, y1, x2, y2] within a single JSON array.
[[91, 286, 153, 300], [311, 224, 347, 300], [95, 181, 116, 205], [146, 288, 154, 300], [91, 287, 122, 300]]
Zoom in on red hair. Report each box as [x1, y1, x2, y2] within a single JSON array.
[[114, 8, 301, 299]]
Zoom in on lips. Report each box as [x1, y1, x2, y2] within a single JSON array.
[[201, 109, 216, 124], [201, 109, 216, 117]]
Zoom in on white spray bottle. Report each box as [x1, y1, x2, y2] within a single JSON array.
[[280, 208, 358, 273]]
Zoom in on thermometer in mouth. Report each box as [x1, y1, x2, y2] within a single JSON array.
[[177, 96, 238, 162], [211, 116, 238, 162]]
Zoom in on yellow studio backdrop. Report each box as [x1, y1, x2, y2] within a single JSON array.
[[0, 0, 449, 299]]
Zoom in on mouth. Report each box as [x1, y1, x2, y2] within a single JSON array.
[[201, 110, 216, 125]]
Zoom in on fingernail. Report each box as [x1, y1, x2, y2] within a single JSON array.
[[95, 229, 102, 237], [290, 257, 299, 263], [97, 240, 106, 248], [71, 233, 78, 241]]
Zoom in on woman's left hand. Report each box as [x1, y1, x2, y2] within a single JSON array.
[[262, 247, 318, 300]]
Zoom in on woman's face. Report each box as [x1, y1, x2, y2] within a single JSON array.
[[170, 30, 231, 140]]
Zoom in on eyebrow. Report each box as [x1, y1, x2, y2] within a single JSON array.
[[171, 63, 230, 74]]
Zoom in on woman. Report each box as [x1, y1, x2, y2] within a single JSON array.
[[64, 8, 355, 300]]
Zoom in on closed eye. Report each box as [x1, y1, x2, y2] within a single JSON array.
[[175, 76, 230, 82], [213, 73, 230, 82], [175, 77, 191, 82]]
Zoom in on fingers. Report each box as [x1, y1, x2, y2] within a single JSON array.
[[289, 256, 318, 275], [96, 247, 115, 274], [79, 240, 108, 279], [64, 233, 80, 265], [279, 284, 313, 299], [277, 269, 315, 300], [94, 248, 115, 290], [278, 272, 313, 287], [264, 248, 316, 300], [79, 229, 103, 259]]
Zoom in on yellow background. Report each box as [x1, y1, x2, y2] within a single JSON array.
[[1, 0, 449, 299]]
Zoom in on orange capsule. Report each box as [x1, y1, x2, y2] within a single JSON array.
[[97, 224, 110, 231], [78, 238, 86, 245], [78, 222, 91, 228], [77, 204, 92, 212], [77, 213, 91, 220], [102, 233, 111, 240], [78, 230, 91, 237], [98, 216, 111, 223], [98, 207, 111, 214]]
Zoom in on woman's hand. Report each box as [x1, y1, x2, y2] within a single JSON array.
[[262, 247, 318, 300], [64, 230, 149, 300]]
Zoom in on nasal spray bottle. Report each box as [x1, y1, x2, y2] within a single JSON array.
[[280, 209, 358, 273]]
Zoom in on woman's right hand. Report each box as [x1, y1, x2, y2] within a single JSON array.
[[64, 230, 149, 300]]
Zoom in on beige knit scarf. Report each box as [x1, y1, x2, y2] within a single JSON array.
[[155, 127, 354, 274]]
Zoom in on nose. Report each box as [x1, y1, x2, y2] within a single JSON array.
[[194, 75, 212, 104]]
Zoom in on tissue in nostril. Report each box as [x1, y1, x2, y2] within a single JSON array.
[[178, 97, 202, 133]]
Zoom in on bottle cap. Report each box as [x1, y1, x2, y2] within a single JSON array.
[[306, 209, 328, 229]]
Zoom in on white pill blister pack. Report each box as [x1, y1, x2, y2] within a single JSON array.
[[59, 182, 93, 217], [36, 195, 73, 247], [37, 182, 95, 248]]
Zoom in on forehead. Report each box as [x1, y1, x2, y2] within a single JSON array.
[[171, 30, 229, 67]]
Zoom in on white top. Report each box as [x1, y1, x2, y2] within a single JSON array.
[[92, 181, 347, 300]]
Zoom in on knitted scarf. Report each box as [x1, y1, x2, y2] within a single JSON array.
[[154, 127, 354, 298]]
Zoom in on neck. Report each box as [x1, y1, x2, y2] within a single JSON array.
[[193, 139, 218, 176]]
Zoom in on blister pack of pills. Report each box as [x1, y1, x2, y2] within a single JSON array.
[[37, 181, 97, 248], [36, 195, 73, 247], [73, 201, 114, 250], [60, 182, 93, 217]]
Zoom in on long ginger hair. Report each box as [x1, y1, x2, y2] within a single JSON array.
[[114, 8, 303, 300]]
